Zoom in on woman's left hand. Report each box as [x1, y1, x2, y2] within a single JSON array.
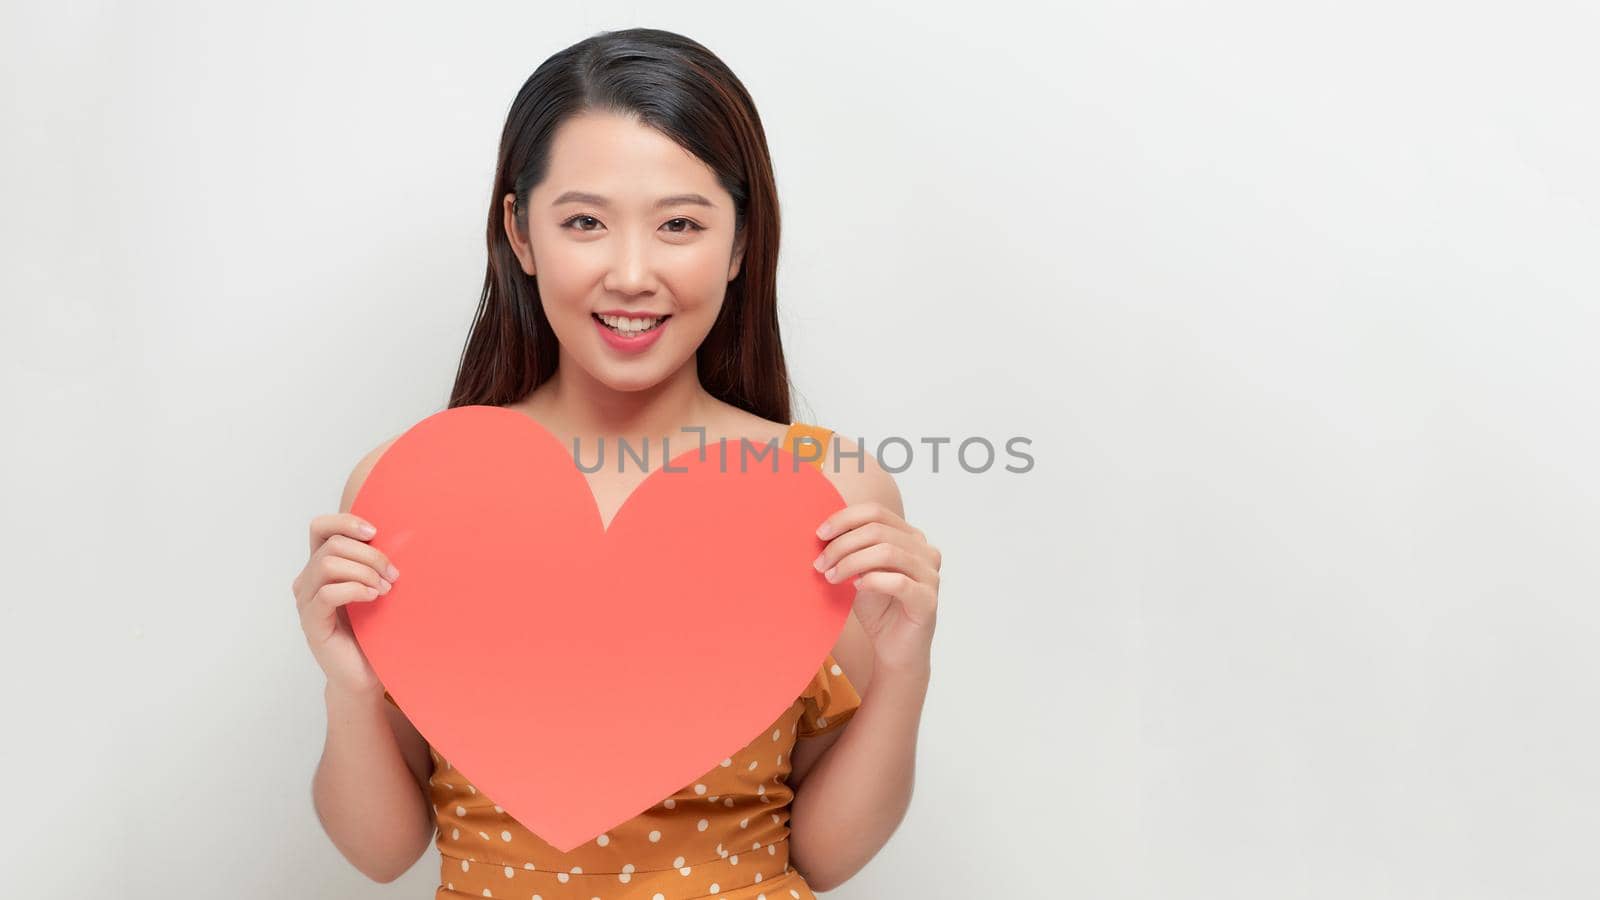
[[813, 502, 941, 674]]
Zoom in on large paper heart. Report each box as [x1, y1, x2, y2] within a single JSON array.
[[346, 405, 854, 852]]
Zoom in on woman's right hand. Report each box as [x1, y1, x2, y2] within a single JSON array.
[[293, 513, 400, 699]]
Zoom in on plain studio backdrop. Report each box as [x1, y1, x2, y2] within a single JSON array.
[[3, 1, 1597, 897]]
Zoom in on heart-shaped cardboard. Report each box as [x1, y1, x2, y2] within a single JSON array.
[[346, 405, 853, 852]]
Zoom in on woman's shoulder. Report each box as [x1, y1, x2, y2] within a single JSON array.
[[702, 406, 904, 508], [782, 426, 903, 516], [339, 433, 403, 515]]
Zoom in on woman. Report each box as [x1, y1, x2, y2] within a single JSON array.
[[294, 27, 942, 898]]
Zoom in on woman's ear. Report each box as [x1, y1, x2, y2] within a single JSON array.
[[503, 193, 537, 276], [727, 229, 746, 281]]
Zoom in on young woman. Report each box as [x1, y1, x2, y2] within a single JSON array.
[[293, 27, 942, 898]]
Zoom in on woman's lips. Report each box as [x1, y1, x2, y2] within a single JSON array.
[[593, 313, 670, 353]]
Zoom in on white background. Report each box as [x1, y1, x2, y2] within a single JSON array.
[[3, 1, 1597, 897]]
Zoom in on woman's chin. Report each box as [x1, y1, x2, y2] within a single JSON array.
[[580, 355, 677, 393]]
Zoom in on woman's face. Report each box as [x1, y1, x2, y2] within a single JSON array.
[[505, 111, 745, 393]]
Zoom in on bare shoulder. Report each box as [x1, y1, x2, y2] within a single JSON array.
[[338, 435, 402, 515], [815, 432, 905, 519], [707, 405, 901, 516]]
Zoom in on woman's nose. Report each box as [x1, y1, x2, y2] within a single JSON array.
[[604, 234, 658, 293]]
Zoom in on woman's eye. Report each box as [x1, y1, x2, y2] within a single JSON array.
[[560, 215, 703, 233]]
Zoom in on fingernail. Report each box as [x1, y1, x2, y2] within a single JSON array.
[[816, 522, 833, 539], [825, 566, 839, 582], [385, 564, 400, 580], [359, 521, 377, 537], [812, 554, 827, 572], [378, 578, 391, 594]]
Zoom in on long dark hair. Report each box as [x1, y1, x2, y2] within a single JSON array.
[[448, 27, 793, 425]]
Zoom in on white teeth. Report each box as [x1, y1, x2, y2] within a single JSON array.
[[597, 313, 666, 334]]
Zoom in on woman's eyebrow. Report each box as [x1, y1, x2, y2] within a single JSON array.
[[551, 190, 715, 209]]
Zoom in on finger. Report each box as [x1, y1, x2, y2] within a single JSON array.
[[813, 521, 917, 575], [824, 542, 939, 588], [815, 501, 914, 543], [854, 571, 938, 619], [303, 581, 382, 642], [309, 512, 378, 554], [298, 556, 389, 611], [317, 533, 401, 582]]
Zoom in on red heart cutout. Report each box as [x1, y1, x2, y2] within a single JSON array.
[[346, 405, 853, 852]]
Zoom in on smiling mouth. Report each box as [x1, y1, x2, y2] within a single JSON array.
[[593, 313, 671, 336]]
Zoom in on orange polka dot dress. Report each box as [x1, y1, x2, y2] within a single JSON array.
[[382, 422, 863, 899]]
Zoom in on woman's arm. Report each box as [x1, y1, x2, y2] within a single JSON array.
[[787, 660, 929, 891], [309, 442, 437, 882], [312, 683, 436, 882]]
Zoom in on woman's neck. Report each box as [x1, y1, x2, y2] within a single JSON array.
[[518, 357, 721, 456]]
